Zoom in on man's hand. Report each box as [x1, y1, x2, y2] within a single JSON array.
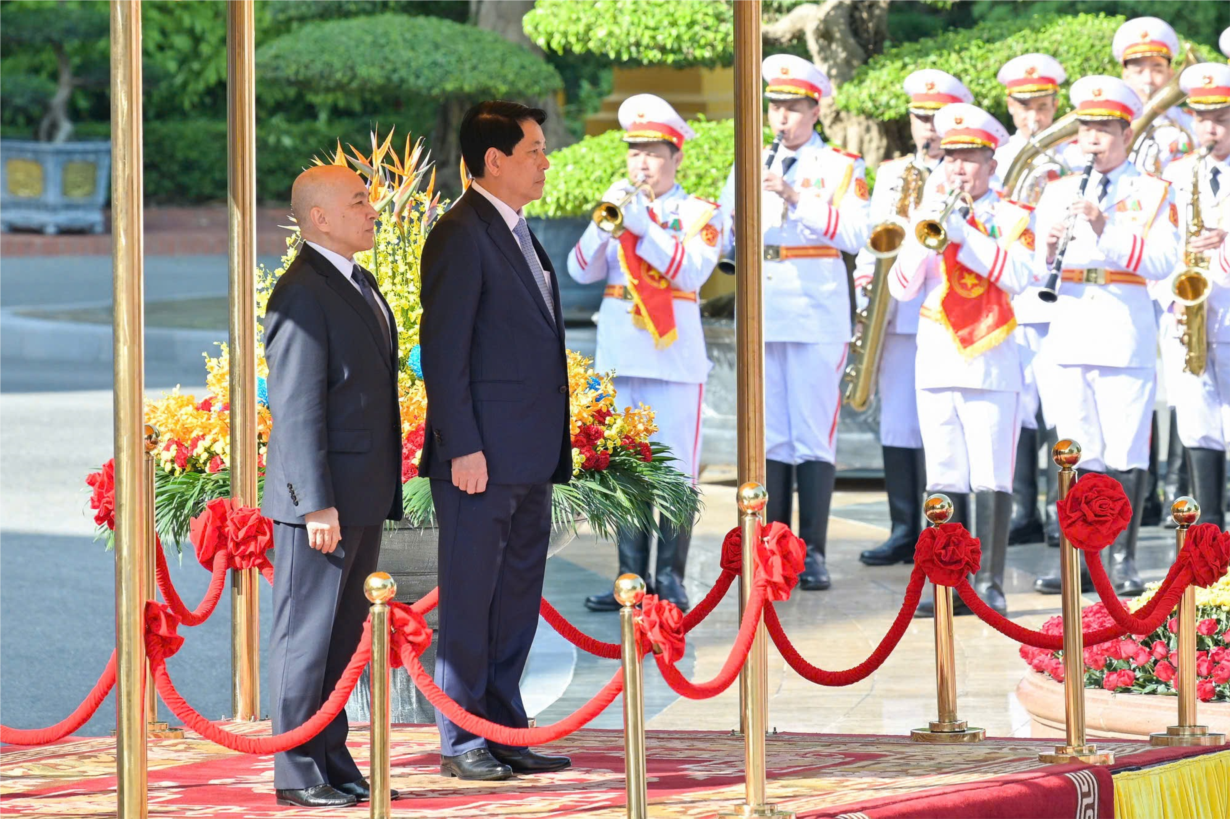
[[763, 172, 798, 206], [1069, 200, 1106, 237], [619, 196, 651, 237], [452, 451, 488, 495], [304, 507, 341, 554], [1189, 228, 1227, 253], [1045, 220, 1067, 264]]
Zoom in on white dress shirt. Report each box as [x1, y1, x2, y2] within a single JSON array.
[[305, 240, 392, 329], [470, 181, 553, 300]]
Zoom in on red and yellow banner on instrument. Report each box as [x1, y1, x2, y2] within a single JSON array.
[[933, 216, 1017, 359], [617, 231, 679, 349]]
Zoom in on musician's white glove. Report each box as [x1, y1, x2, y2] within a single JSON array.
[[601, 180, 633, 205], [943, 208, 969, 244], [620, 194, 653, 238]]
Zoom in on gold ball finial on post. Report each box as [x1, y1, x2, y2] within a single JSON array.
[[924, 494, 953, 525], [364, 572, 398, 605], [143, 423, 160, 455], [614, 573, 647, 608], [737, 482, 768, 514], [1052, 439, 1082, 469], [1171, 497, 1200, 528]]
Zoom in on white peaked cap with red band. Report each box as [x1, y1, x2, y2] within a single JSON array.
[[618, 94, 695, 150], [903, 69, 973, 115], [1112, 17, 1180, 64], [1220, 27, 1230, 59], [997, 54, 1067, 99], [1180, 63, 1230, 112], [762, 54, 832, 102], [1070, 75, 1145, 122], [935, 103, 1010, 151]]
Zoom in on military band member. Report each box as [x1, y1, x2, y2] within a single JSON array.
[[994, 54, 1082, 189], [1114, 16, 1195, 175], [1222, 27, 1230, 60], [1157, 63, 1230, 531], [857, 69, 972, 568], [718, 55, 870, 591], [1032, 76, 1180, 596], [568, 94, 723, 612], [888, 104, 1034, 617]]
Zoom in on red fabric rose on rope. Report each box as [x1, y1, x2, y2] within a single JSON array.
[[1179, 523, 1230, 588], [756, 522, 806, 602], [191, 497, 234, 570], [1058, 473, 1132, 552], [227, 505, 274, 570], [86, 459, 116, 531], [144, 601, 184, 662], [387, 602, 433, 669], [914, 522, 981, 586], [720, 527, 743, 574], [637, 595, 685, 664]]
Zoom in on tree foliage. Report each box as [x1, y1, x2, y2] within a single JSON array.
[[258, 13, 562, 99]]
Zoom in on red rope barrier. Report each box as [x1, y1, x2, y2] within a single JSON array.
[[401, 647, 624, 746], [765, 567, 927, 686], [0, 652, 117, 746], [1086, 557, 1190, 634], [155, 542, 229, 627], [152, 625, 372, 754], [654, 583, 765, 699]]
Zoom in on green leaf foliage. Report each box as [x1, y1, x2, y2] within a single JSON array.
[[835, 12, 1199, 123], [527, 117, 737, 219], [0, 1, 108, 48], [257, 13, 562, 99]]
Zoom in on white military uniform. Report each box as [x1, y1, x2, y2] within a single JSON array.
[[1033, 78, 1179, 473], [719, 131, 869, 464], [1112, 17, 1195, 176], [567, 101, 721, 482]]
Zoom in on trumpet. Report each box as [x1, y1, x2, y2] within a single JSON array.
[[915, 189, 974, 253], [1038, 155, 1097, 303], [593, 173, 655, 236], [1173, 145, 1214, 375], [718, 131, 786, 274]]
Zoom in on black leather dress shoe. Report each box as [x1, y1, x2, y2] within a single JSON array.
[[798, 553, 831, 591], [914, 594, 974, 619], [275, 784, 357, 808], [1033, 569, 1094, 595], [489, 746, 572, 774], [335, 778, 400, 803], [440, 748, 514, 781], [584, 591, 621, 612], [653, 572, 690, 612]]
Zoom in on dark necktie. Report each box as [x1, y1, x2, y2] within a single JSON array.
[[351, 264, 391, 353], [1212, 167, 1221, 197], [1096, 175, 1110, 204], [513, 217, 555, 325]]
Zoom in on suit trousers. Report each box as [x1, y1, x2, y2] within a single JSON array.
[[1172, 341, 1230, 451], [431, 479, 552, 756], [917, 387, 1020, 494], [270, 521, 382, 789], [1015, 324, 1058, 431], [765, 341, 849, 465], [1048, 364, 1156, 472], [878, 333, 923, 449]]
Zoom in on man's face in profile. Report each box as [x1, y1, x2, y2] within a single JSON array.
[[497, 118, 550, 205]]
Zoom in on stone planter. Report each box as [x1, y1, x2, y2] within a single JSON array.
[[1, 140, 110, 234], [345, 520, 578, 725], [526, 216, 605, 322], [1015, 671, 1230, 739]]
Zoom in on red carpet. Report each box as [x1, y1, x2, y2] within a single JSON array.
[[2, 724, 1224, 818]]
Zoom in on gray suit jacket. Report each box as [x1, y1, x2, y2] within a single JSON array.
[[261, 244, 403, 526]]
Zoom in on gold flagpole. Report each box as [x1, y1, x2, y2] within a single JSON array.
[[227, 0, 261, 722]]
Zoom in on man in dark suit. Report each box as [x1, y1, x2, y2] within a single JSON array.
[[262, 165, 403, 808], [419, 100, 573, 781]]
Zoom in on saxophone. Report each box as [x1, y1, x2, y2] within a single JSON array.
[[1172, 146, 1214, 376], [842, 145, 931, 411]]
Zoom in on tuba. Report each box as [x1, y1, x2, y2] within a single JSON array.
[[842, 145, 931, 411], [593, 174, 655, 237], [1002, 111, 1081, 206], [1128, 44, 1201, 174], [1173, 146, 1214, 376]]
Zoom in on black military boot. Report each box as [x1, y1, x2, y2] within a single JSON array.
[[914, 491, 970, 618], [1043, 426, 1062, 547], [796, 460, 836, 591], [585, 525, 650, 612], [1140, 412, 1164, 527], [1186, 448, 1226, 532], [1008, 427, 1044, 545], [973, 491, 1012, 615], [1163, 408, 1190, 529], [765, 459, 794, 527], [1106, 468, 1146, 597], [654, 517, 691, 612], [860, 446, 925, 566]]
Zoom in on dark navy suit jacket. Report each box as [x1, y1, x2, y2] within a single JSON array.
[[418, 188, 572, 485]]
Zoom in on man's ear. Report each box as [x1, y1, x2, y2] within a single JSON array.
[[673, 149, 684, 173], [484, 146, 502, 178], [1122, 124, 1134, 147]]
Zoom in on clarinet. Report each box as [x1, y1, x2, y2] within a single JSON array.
[[719, 132, 786, 274], [1038, 155, 1096, 303]]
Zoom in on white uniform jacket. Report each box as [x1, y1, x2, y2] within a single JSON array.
[[1158, 152, 1230, 343], [887, 189, 1034, 392], [568, 183, 722, 384], [719, 132, 870, 344], [1032, 161, 1179, 370]]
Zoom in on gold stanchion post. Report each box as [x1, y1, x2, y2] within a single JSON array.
[[1039, 441, 1114, 765], [110, 0, 148, 813], [721, 484, 793, 819], [1151, 498, 1226, 747], [144, 424, 184, 740], [226, 0, 261, 723], [365, 573, 396, 819], [911, 494, 984, 743], [616, 574, 649, 819]]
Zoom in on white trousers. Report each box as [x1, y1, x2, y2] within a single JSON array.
[[1048, 364, 1156, 472], [1171, 341, 1230, 451], [765, 341, 847, 465], [917, 387, 1020, 493], [1015, 324, 1058, 431], [878, 333, 924, 449], [614, 376, 704, 483], [1159, 313, 1184, 409]]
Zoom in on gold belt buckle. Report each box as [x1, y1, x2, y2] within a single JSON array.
[[1082, 268, 1106, 285], [764, 244, 782, 262]]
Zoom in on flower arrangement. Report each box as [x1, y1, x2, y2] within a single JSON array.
[[90, 129, 700, 550], [1020, 575, 1230, 703]]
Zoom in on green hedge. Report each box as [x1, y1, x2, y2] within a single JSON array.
[[21, 116, 435, 204], [836, 13, 1194, 122], [258, 13, 562, 99]]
